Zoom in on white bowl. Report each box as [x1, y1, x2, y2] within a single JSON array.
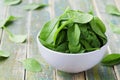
[[37, 32, 107, 73]]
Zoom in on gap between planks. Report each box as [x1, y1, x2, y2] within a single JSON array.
[[48, 0, 57, 80], [25, 0, 33, 80], [0, 6, 9, 47], [112, 0, 120, 80]]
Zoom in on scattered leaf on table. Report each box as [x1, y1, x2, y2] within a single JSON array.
[[4, 27, 27, 43], [21, 58, 42, 72], [101, 54, 120, 66], [9, 34, 27, 43], [0, 16, 17, 28], [4, 0, 22, 5], [88, 6, 94, 15], [109, 22, 120, 34], [106, 4, 120, 16], [0, 50, 10, 58], [24, 3, 48, 11]]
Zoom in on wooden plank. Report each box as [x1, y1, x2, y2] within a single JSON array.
[[25, 0, 56, 80], [86, 64, 116, 80], [112, 0, 120, 80], [0, 0, 7, 42], [86, 0, 118, 80], [56, 71, 85, 80], [0, 0, 28, 80]]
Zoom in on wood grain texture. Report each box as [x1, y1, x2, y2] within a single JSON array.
[[0, 0, 27, 80], [25, 0, 55, 80], [112, 0, 120, 80], [86, 0, 119, 80], [0, 0, 7, 43], [0, 0, 120, 80]]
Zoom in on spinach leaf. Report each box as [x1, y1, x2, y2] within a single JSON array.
[[4, 0, 22, 5], [90, 16, 106, 34], [86, 31, 101, 48], [72, 13, 93, 23], [0, 16, 17, 28], [101, 54, 120, 66], [68, 24, 80, 45], [80, 39, 92, 49], [106, 5, 120, 16], [45, 21, 59, 45], [61, 10, 93, 23], [9, 34, 27, 43], [21, 58, 42, 72], [90, 16, 107, 45], [88, 6, 94, 15], [68, 43, 81, 53], [98, 36, 107, 46], [0, 50, 10, 58], [79, 24, 101, 48], [40, 18, 58, 41], [40, 39, 54, 50], [109, 22, 120, 34], [55, 42, 68, 52], [24, 3, 48, 11], [67, 24, 81, 53], [55, 30, 67, 45], [54, 19, 73, 44], [85, 48, 100, 52], [4, 27, 27, 43], [79, 24, 89, 39]]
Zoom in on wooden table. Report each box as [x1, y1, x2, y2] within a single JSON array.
[[0, 0, 120, 80]]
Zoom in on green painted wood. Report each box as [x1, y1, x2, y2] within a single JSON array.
[[86, 0, 118, 80], [109, 0, 120, 79], [86, 64, 116, 80], [56, 71, 85, 80], [0, 0, 28, 80], [0, 0, 7, 43], [25, 0, 55, 80], [0, 0, 119, 80]]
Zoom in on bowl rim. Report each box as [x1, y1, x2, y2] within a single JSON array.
[[37, 30, 108, 56]]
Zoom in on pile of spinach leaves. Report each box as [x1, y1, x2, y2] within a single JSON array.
[[39, 9, 107, 53]]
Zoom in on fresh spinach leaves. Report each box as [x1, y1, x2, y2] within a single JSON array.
[[68, 24, 81, 53], [109, 22, 120, 34], [21, 58, 42, 72], [106, 5, 120, 16], [0, 50, 10, 58], [4, 0, 22, 5], [4, 27, 27, 43], [0, 16, 17, 28], [101, 54, 120, 66], [39, 9, 107, 53], [0, 16, 27, 43], [24, 3, 48, 11]]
